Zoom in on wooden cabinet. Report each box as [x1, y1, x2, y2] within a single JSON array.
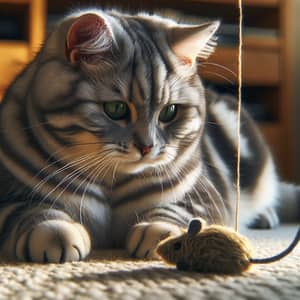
[[0, 41, 29, 95], [0, 0, 46, 99], [0, 0, 294, 180]]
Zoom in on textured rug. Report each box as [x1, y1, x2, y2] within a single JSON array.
[[0, 224, 299, 300]]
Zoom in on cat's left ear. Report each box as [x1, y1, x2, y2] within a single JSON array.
[[168, 21, 220, 66]]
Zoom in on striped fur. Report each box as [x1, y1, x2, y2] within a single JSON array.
[[0, 10, 283, 262]]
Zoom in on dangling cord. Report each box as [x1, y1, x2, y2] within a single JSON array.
[[235, 0, 243, 232]]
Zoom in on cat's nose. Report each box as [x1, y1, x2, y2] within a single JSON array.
[[134, 143, 153, 156]]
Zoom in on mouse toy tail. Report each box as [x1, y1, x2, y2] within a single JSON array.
[[250, 227, 300, 264]]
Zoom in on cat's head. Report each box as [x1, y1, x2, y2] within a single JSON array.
[[38, 11, 219, 177]]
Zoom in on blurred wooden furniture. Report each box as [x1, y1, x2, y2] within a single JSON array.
[[0, 0, 294, 180], [0, 0, 46, 99]]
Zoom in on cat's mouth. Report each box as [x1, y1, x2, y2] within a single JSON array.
[[114, 148, 173, 174]]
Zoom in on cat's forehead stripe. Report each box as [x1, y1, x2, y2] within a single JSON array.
[[117, 16, 171, 107]]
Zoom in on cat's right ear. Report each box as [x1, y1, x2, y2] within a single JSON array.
[[65, 13, 113, 64]]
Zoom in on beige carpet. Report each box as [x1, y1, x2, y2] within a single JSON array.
[[0, 225, 299, 300]]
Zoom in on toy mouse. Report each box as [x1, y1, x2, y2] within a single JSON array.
[[156, 218, 300, 275]]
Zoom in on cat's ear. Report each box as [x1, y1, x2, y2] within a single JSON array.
[[168, 21, 220, 66], [65, 13, 113, 64]]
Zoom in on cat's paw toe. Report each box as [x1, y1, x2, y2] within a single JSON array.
[[16, 220, 91, 263], [126, 221, 182, 259]]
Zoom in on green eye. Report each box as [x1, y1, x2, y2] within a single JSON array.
[[103, 101, 129, 120], [159, 104, 178, 123]]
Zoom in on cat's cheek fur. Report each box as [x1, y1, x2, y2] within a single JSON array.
[[15, 220, 91, 263], [126, 221, 182, 259]]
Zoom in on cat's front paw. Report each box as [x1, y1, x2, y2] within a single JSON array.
[[126, 221, 182, 259], [16, 220, 91, 263]]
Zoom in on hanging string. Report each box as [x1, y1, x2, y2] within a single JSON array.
[[235, 0, 243, 232]]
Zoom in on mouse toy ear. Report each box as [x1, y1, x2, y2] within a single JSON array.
[[187, 218, 203, 236], [65, 13, 113, 65]]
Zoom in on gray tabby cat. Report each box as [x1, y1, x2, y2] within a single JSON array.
[[0, 9, 297, 263]]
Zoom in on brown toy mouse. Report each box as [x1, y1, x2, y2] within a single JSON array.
[[156, 218, 300, 274]]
